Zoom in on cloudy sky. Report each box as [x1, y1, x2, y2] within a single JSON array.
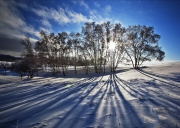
[[0, 0, 180, 61]]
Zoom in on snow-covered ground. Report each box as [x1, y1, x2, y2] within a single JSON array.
[[0, 62, 180, 128]]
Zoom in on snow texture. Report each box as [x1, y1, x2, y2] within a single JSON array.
[[0, 62, 180, 128]]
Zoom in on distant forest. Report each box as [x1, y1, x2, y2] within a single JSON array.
[[0, 22, 165, 78], [0, 54, 22, 62]]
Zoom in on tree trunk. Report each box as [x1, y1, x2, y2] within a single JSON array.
[[103, 64, 105, 73], [4, 69, 6, 75], [75, 50, 77, 74], [30, 72, 34, 78], [85, 67, 88, 75], [75, 65, 77, 74], [62, 67, 66, 76]]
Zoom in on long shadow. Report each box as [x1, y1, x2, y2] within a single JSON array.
[[88, 76, 111, 104], [115, 74, 179, 106], [26, 77, 99, 123], [108, 74, 121, 127], [66, 76, 105, 128], [142, 90, 180, 126], [43, 76, 101, 113], [80, 73, 144, 127], [113, 74, 143, 127], [115, 74, 180, 127], [112, 76, 128, 126], [0, 67, 132, 89], [52, 76, 103, 128], [169, 72, 180, 82], [80, 75, 111, 127], [82, 73, 149, 127], [0, 76, 98, 121], [0, 83, 68, 111], [114, 74, 154, 101], [114, 74, 138, 98], [20, 77, 98, 121], [0, 77, 90, 111], [139, 68, 180, 83], [0, 76, 91, 106], [1, 71, 180, 127], [137, 69, 179, 88], [10, 76, 89, 87]]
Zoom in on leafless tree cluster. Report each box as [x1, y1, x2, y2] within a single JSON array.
[[0, 62, 10, 75], [8, 22, 165, 77], [9, 36, 39, 79], [125, 25, 165, 68]]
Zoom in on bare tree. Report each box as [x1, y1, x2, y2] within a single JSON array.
[[10, 60, 30, 79], [20, 35, 38, 78], [111, 23, 126, 72], [125, 25, 165, 68], [35, 30, 50, 71], [94, 24, 104, 73], [31, 23, 165, 76], [0, 62, 10, 75], [79, 40, 91, 75], [103, 21, 113, 72], [69, 32, 81, 74], [57, 32, 71, 76], [82, 22, 99, 73]]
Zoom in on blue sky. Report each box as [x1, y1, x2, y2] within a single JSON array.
[[0, 0, 180, 61]]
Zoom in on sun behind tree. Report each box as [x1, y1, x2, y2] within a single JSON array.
[[109, 41, 115, 50]]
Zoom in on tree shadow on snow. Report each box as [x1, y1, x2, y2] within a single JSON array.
[[1, 71, 180, 128], [138, 68, 180, 84]]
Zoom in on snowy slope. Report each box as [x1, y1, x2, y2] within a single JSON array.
[[0, 62, 180, 128]]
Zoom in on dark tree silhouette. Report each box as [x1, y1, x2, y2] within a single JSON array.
[[82, 22, 99, 73], [17, 22, 166, 77], [0, 62, 10, 75], [20, 35, 38, 78], [125, 25, 165, 69], [111, 23, 126, 72], [69, 32, 81, 74]]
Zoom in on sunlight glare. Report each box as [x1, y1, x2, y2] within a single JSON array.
[[109, 41, 115, 50]]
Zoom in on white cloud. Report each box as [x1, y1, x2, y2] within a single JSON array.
[[0, 0, 122, 56], [31, 6, 50, 19], [41, 19, 52, 28], [0, 0, 40, 40], [104, 5, 111, 15], [0, 50, 22, 57], [32, 6, 91, 24], [67, 9, 92, 23], [94, 2, 100, 8], [51, 8, 70, 24], [12, 1, 28, 10], [72, 0, 89, 9], [72, 0, 77, 4], [79, 0, 89, 9], [89, 10, 111, 24], [39, 27, 52, 34], [32, 6, 70, 24], [114, 20, 119, 23], [31, 2, 113, 26], [114, 20, 124, 26], [105, 5, 111, 12], [66, 31, 70, 34], [0, 0, 41, 56]]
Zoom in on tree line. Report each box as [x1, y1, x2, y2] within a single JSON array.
[[0, 22, 165, 78]]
